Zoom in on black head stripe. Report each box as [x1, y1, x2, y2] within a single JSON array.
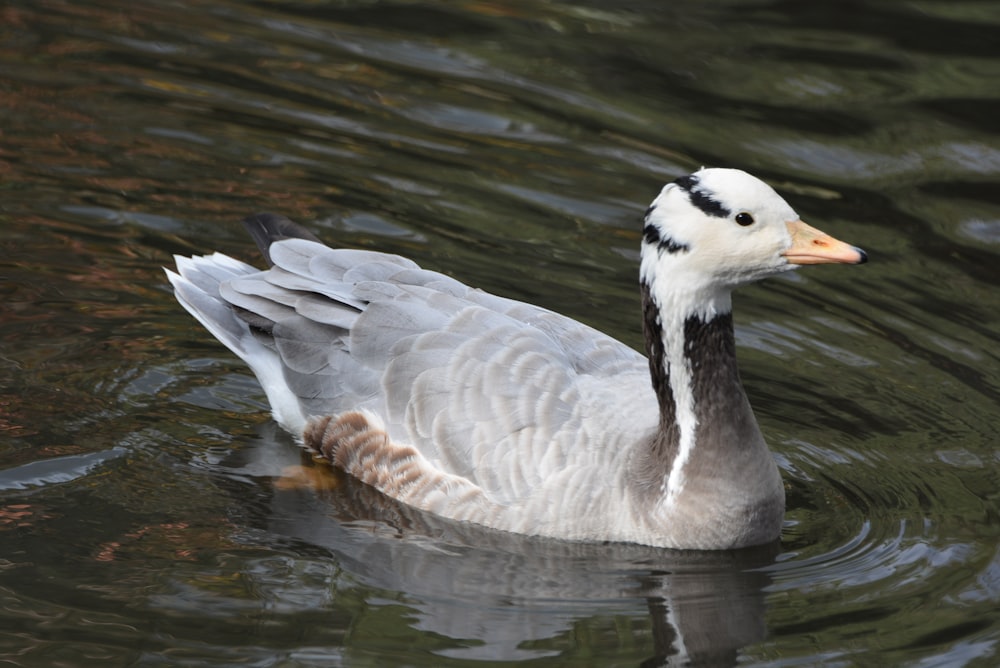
[[673, 175, 699, 192], [674, 174, 732, 219], [643, 222, 661, 246], [643, 223, 690, 255]]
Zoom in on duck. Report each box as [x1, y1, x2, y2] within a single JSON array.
[[166, 168, 866, 550]]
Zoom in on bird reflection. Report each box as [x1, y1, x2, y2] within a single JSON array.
[[224, 424, 778, 664]]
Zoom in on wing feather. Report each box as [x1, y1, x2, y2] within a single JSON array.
[[170, 232, 656, 512]]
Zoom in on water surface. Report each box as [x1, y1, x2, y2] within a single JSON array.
[[1, 0, 999, 665]]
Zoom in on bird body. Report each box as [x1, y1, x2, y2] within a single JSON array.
[[167, 168, 865, 550]]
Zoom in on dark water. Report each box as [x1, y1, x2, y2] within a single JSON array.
[[2, 0, 999, 665]]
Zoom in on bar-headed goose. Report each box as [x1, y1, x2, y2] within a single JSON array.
[[167, 168, 866, 550]]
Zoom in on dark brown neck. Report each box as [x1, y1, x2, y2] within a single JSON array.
[[640, 280, 676, 432], [637, 281, 757, 494]]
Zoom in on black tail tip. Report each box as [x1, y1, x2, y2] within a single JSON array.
[[241, 213, 321, 266]]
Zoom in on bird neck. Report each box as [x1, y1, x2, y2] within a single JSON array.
[[637, 278, 759, 501]]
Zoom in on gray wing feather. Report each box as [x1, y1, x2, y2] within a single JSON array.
[[219, 279, 296, 325], [266, 239, 321, 278], [270, 239, 418, 281], [171, 236, 651, 507], [262, 266, 366, 310], [271, 316, 346, 375], [292, 293, 361, 329]]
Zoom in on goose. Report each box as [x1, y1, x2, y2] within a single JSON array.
[[166, 168, 866, 550]]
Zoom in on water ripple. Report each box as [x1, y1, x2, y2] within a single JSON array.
[[0, 448, 126, 491]]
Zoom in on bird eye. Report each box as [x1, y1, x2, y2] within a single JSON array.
[[735, 212, 755, 226]]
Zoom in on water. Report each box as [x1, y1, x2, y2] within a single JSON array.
[[1, 0, 999, 665]]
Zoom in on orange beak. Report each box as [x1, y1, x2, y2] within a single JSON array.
[[783, 220, 867, 265]]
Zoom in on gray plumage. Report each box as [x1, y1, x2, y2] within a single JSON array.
[[167, 169, 865, 549]]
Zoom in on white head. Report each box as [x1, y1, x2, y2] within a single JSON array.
[[640, 168, 865, 318]]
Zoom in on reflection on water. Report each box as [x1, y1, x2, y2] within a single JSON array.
[[2, 0, 1000, 665], [238, 426, 778, 664]]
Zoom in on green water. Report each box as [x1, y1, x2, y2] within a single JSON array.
[[1, 0, 999, 665]]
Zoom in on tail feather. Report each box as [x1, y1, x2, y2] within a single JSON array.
[[165, 258, 254, 359], [165, 251, 307, 432]]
